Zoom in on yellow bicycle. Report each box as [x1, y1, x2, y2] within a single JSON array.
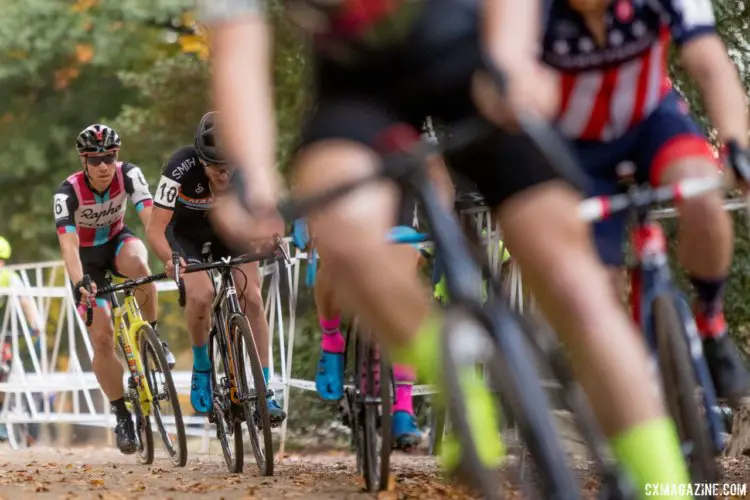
[[83, 273, 187, 466]]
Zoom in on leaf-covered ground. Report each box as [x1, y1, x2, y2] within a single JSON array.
[[0, 446, 747, 499]]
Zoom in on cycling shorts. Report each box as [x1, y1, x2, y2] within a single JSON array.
[[73, 227, 137, 306], [297, 35, 560, 210], [574, 91, 717, 266]]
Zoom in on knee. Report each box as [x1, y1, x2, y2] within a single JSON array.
[[140, 281, 157, 296], [498, 182, 590, 265], [186, 287, 213, 315], [242, 285, 264, 313], [678, 191, 727, 225], [122, 257, 150, 279], [91, 325, 114, 355]]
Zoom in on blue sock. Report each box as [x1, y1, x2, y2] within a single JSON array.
[[262, 367, 270, 385], [192, 345, 211, 371]]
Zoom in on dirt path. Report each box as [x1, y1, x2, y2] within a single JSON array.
[[0, 446, 461, 500], [0, 446, 748, 499]]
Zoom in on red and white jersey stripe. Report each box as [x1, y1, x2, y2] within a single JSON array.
[[543, 0, 717, 142]]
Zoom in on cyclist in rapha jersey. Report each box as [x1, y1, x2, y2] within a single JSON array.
[[200, 0, 690, 492], [542, 0, 750, 409], [146, 111, 286, 425], [54, 124, 174, 454]]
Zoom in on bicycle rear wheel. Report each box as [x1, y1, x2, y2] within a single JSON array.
[[653, 295, 718, 485], [140, 325, 187, 467], [442, 304, 581, 500], [210, 330, 244, 473], [231, 313, 274, 476]]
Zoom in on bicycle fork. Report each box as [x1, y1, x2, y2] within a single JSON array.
[[629, 221, 725, 451]]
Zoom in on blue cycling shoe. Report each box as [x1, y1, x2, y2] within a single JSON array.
[[267, 394, 287, 427], [315, 351, 344, 401], [190, 369, 213, 414], [393, 411, 422, 451]]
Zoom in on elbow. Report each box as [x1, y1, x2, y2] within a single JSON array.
[[684, 45, 739, 93], [145, 223, 161, 249]]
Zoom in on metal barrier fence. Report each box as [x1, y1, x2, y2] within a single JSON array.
[[1, 196, 744, 452]]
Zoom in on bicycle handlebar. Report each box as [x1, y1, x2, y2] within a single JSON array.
[[95, 237, 287, 298], [389, 232, 430, 244], [179, 244, 285, 275], [96, 271, 168, 296], [579, 176, 726, 222]]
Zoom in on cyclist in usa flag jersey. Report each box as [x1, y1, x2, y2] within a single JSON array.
[[542, 0, 750, 409]]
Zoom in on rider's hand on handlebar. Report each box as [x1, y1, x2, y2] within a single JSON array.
[[725, 140, 750, 193], [76, 281, 97, 307], [472, 62, 559, 130], [165, 256, 186, 279]]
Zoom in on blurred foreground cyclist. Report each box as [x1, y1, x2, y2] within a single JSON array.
[[199, 0, 690, 495]]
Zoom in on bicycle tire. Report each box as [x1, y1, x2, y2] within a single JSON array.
[[358, 334, 388, 492], [653, 295, 719, 485], [231, 313, 274, 476], [442, 305, 581, 500], [378, 353, 393, 492], [117, 334, 153, 465], [210, 330, 244, 473], [140, 325, 188, 467], [522, 317, 636, 500], [428, 404, 447, 456], [131, 390, 154, 465]]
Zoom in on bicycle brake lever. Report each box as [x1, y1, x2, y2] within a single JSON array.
[[275, 234, 292, 265], [82, 275, 94, 327], [172, 251, 186, 307]]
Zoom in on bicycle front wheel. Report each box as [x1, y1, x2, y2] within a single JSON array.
[[356, 333, 393, 492], [210, 330, 244, 473], [442, 305, 581, 500], [653, 295, 718, 485], [140, 325, 187, 467], [231, 313, 274, 476]]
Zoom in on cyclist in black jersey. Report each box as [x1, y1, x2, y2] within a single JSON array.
[[300, 133, 453, 451], [199, 0, 690, 488], [146, 112, 286, 424]]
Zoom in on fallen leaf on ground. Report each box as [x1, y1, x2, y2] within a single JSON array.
[[89, 479, 105, 487]]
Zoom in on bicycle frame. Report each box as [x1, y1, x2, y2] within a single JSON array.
[[106, 282, 154, 415], [628, 216, 726, 451], [190, 243, 276, 411], [210, 262, 244, 406]]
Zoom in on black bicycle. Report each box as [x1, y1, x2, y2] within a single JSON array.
[[337, 317, 393, 492], [172, 239, 288, 474], [256, 116, 593, 498]]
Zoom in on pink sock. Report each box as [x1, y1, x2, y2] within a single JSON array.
[[392, 364, 416, 415], [320, 316, 345, 354]]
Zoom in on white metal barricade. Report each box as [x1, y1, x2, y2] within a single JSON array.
[[2, 196, 745, 452]]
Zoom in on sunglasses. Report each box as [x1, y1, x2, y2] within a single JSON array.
[[86, 153, 117, 167], [200, 159, 233, 174]]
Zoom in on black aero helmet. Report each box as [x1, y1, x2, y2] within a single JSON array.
[[195, 111, 226, 164], [76, 124, 121, 155]]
